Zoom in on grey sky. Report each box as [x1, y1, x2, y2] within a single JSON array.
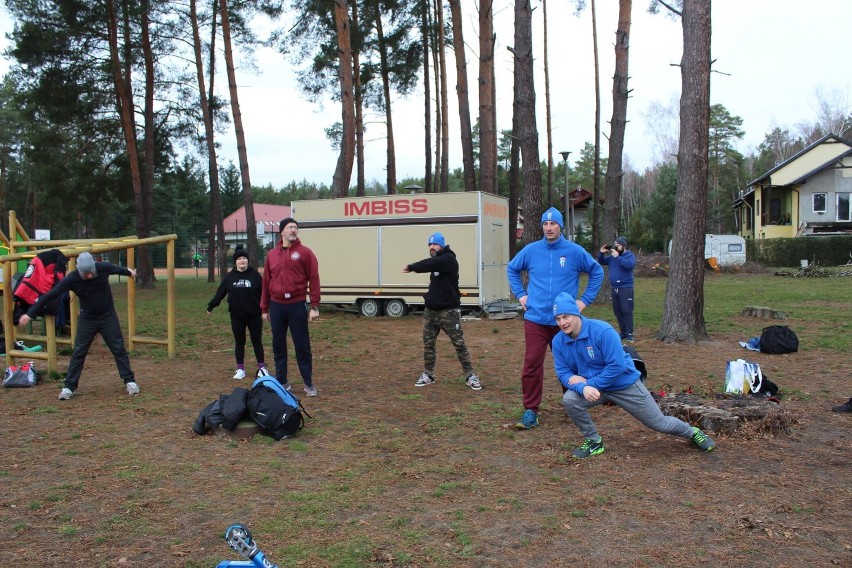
[[1, 1, 848, 189]]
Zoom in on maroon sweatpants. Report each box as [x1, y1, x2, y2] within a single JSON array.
[[521, 319, 561, 412]]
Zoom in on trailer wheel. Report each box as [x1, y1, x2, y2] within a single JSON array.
[[384, 299, 408, 318], [359, 299, 382, 317]]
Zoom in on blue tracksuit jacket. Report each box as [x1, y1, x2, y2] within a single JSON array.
[[552, 316, 641, 393], [507, 236, 604, 326]]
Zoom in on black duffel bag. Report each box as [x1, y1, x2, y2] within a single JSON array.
[[759, 325, 799, 354]]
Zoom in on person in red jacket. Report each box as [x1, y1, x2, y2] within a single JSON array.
[[261, 218, 321, 396]]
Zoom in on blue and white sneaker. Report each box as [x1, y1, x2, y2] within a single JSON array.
[[515, 409, 539, 430]]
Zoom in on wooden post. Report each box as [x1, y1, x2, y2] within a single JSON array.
[[3, 260, 14, 367], [69, 256, 78, 351], [45, 314, 57, 374], [167, 239, 176, 358], [127, 247, 136, 352]]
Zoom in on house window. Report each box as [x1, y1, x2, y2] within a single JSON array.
[[838, 192, 851, 222], [813, 193, 826, 213]]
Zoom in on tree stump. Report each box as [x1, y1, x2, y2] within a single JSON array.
[[740, 306, 788, 320], [216, 419, 260, 441], [658, 393, 791, 435]]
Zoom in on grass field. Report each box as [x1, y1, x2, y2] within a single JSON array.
[[2, 270, 849, 566]]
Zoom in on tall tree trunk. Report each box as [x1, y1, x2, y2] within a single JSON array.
[[509, 44, 521, 258], [139, 0, 155, 286], [431, 27, 441, 191], [659, 0, 711, 343], [602, 0, 632, 245], [352, 3, 366, 196], [191, 0, 222, 283], [208, 0, 226, 280], [220, 0, 257, 263], [421, 0, 432, 193], [331, 0, 355, 197], [509, 132, 520, 256], [448, 0, 475, 192], [106, 0, 150, 287], [375, 12, 397, 194], [478, 0, 497, 194], [435, 0, 449, 193], [591, 0, 601, 250], [513, 0, 543, 245], [542, 0, 554, 206]]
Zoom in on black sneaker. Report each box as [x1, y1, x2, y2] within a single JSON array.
[[572, 438, 605, 459], [832, 398, 852, 412]]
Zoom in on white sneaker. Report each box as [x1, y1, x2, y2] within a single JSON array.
[[126, 381, 140, 395], [304, 384, 318, 397], [233, 369, 246, 380], [58, 387, 73, 400], [465, 373, 482, 391], [415, 372, 435, 387]]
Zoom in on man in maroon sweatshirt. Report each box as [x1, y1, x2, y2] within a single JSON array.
[[261, 218, 321, 396]]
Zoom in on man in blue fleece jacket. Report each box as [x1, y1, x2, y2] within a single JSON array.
[[507, 207, 604, 430], [551, 292, 716, 458], [597, 236, 636, 341]]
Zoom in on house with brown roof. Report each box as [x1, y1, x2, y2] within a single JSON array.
[[215, 204, 292, 250], [733, 134, 852, 239]]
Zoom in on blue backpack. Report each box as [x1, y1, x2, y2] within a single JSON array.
[[246, 377, 306, 440]]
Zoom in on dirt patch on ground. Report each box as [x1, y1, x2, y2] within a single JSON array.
[[1, 308, 850, 567]]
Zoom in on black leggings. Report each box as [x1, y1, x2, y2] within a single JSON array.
[[231, 314, 264, 366]]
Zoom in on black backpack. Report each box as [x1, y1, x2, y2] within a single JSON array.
[[246, 377, 306, 440], [623, 344, 647, 383], [192, 387, 249, 435], [759, 325, 799, 354]]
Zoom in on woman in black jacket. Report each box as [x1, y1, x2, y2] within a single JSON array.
[[207, 247, 267, 380]]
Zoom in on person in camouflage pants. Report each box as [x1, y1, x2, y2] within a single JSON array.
[[404, 232, 481, 390]]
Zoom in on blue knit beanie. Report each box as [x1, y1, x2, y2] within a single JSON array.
[[428, 232, 446, 248], [553, 292, 581, 318], [541, 207, 564, 228]]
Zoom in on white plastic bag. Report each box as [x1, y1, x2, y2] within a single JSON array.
[[725, 359, 762, 394]]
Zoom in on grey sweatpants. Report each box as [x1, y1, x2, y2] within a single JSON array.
[[562, 379, 694, 440]]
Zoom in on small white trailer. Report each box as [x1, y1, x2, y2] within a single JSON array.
[[704, 234, 746, 266], [291, 192, 510, 317], [668, 234, 747, 266]]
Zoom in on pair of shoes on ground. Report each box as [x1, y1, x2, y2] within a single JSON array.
[[832, 397, 852, 412], [415, 371, 482, 390], [58, 381, 140, 400], [569, 427, 715, 459], [233, 367, 270, 380]]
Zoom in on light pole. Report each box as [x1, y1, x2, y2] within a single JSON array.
[[559, 151, 572, 241]]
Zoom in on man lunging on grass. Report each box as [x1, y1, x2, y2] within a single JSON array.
[[551, 292, 715, 459]]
